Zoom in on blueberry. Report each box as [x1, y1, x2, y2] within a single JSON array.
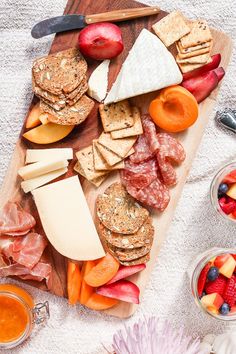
[[220, 303, 230, 315], [207, 266, 219, 281], [218, 183, 229, 195]]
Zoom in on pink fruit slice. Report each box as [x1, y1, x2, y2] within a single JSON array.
[[78, 22, 124, 60], [182, 54, 221, 80], [201, 293, 224, 310], [96, 280, 140, 304], [213, 67, 225, 82], [107, 264, 146, 285], [182, 70, 219, 103]]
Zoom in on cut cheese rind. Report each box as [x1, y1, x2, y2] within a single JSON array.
[[32, 176, 105, 260], [18, 158, 68, 180], [26, 148, 73, 163], [105, 29, 182, 104], [21, 167, 68, 193], [88, 60, 110, 102]]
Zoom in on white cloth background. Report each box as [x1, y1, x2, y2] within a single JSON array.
[[0, 0, 236, 353]]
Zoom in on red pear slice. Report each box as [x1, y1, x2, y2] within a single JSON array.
[[96, 279, 140, 304], [182, 54, 221, 81], [107, 264, 146, 285]]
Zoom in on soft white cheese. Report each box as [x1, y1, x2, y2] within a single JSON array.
[[105, 29, 182, 104], [18, 158, 68, 180], [25, 148, 73, 163], [88, 60, 110, 102]]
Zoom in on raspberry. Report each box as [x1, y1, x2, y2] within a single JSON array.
[[197, 263, 211, 296], [223, 276, 236, 308], [205, 274, 227, 295]]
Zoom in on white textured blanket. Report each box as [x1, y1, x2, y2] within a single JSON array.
[[0, 0, 235, 353]]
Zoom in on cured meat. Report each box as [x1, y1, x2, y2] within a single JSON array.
[[0, 262, 52, 288], [2, 233, 48, 269], [129, 134, 154, 163], [142, 115, 160, 153], [126, 178, 170, 211], [156, 133, 186, 186], [121, 158, 158, 189], [0, 202, 36, 236]]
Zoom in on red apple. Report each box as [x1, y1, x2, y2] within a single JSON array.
[[201, 293, 224, 311], [78, 22, 124, 60]]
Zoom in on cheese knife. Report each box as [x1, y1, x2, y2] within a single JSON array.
[[31, 7, 160, 38]]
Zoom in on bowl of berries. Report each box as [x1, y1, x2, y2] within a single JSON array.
[[210, 162, 236, 222], [189, 248, 236, 320]]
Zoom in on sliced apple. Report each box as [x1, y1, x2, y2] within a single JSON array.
[[23, 123, 74, 144], [201, 293, 224, 311], [25, 102, 41, 129]]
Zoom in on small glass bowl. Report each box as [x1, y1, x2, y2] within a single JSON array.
[[188, 247, 236, 321], [210, 161, 236, 223]]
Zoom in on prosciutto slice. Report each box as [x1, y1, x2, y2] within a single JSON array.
[[0, 262, 52, 288], [0, 202, 36, 236], [1, 233, 48, 269]]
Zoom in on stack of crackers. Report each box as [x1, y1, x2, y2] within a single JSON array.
[[32, 48, 94, 125], [96, 183, 154, 265], [152, 11, 213, 73], [74, 100, 143, 187]]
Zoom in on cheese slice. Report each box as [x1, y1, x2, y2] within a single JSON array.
[[18, 158, 68, 180], [32, 176, 105, 260], [21, 167, 67, 193], [88, 60, 110, 102], [105, 29, 182, 104], [25, 148, 73, 163]]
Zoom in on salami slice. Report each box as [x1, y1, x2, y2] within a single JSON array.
[[121, 158, 158, 189], [129, 134, 154, 163], [142, 115, 160, 153], [126, 178, 170, 211], [156, 133, 186, 186]]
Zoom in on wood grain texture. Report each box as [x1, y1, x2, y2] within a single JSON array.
[[0, 0, 232, 317]]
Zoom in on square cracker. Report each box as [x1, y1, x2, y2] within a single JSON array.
[[111, 107, 143, 139], [75, 145, 107, 180], [152, 11, 190, 47], [74, 161, 107, 187], [180, 20, 212, 49], [176, 52, 210, 64], [178, 57, 212, 73], [92, 140, 124, 170], [176, 40, 212, 54], [98, 132, 136, 158], [99, 100, 134, 132], [96, 143, 134, 166], [176, 46, 211, 60]]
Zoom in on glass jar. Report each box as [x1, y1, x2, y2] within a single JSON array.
[[189, 247, 236, 321], [0, 284, 49, 349], [210, 161, 236, 223]]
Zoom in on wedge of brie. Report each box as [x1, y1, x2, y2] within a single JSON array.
[[88, 60, 110, 102], [105, 29, 182, 104]]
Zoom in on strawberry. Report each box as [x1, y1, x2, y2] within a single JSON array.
[[223, 276, 236, 308], [198, 263, 211, 296], [205, 274, 227, 295]]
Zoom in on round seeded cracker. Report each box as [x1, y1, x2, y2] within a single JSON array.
[[98, 217, 154, 249], [96, 182, 149, 234], [120, 253, 150, 266]]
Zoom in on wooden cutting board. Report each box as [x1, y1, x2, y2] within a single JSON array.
[[0, 0, 232, 318]]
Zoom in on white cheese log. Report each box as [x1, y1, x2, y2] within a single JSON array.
[[18, 158, 68, 180]]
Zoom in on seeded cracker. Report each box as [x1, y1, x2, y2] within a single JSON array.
[[96, 143, 134, 166], [111, 107, 143, 139], [99, 100, 134, 132], [40, 95, 94, 125], [180, 20, 212, 49], [176, 52, 210, 64], [152, 11, 190, 47], [33, 48, 87, 95], [98, 217, 154, 249], [108, 243, 151, 262], [178, 57, 212, 73], [98, 132, 136, 158], [92, 141, 124, 170], [75, 146, 108, 180], [176, 40, 212, 54], [74, 161, 107, 187], [120, 253, 150, 266], [96, 182, 149, 234]]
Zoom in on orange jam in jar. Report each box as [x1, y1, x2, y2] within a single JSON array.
[[0, 284, 49, 349]]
